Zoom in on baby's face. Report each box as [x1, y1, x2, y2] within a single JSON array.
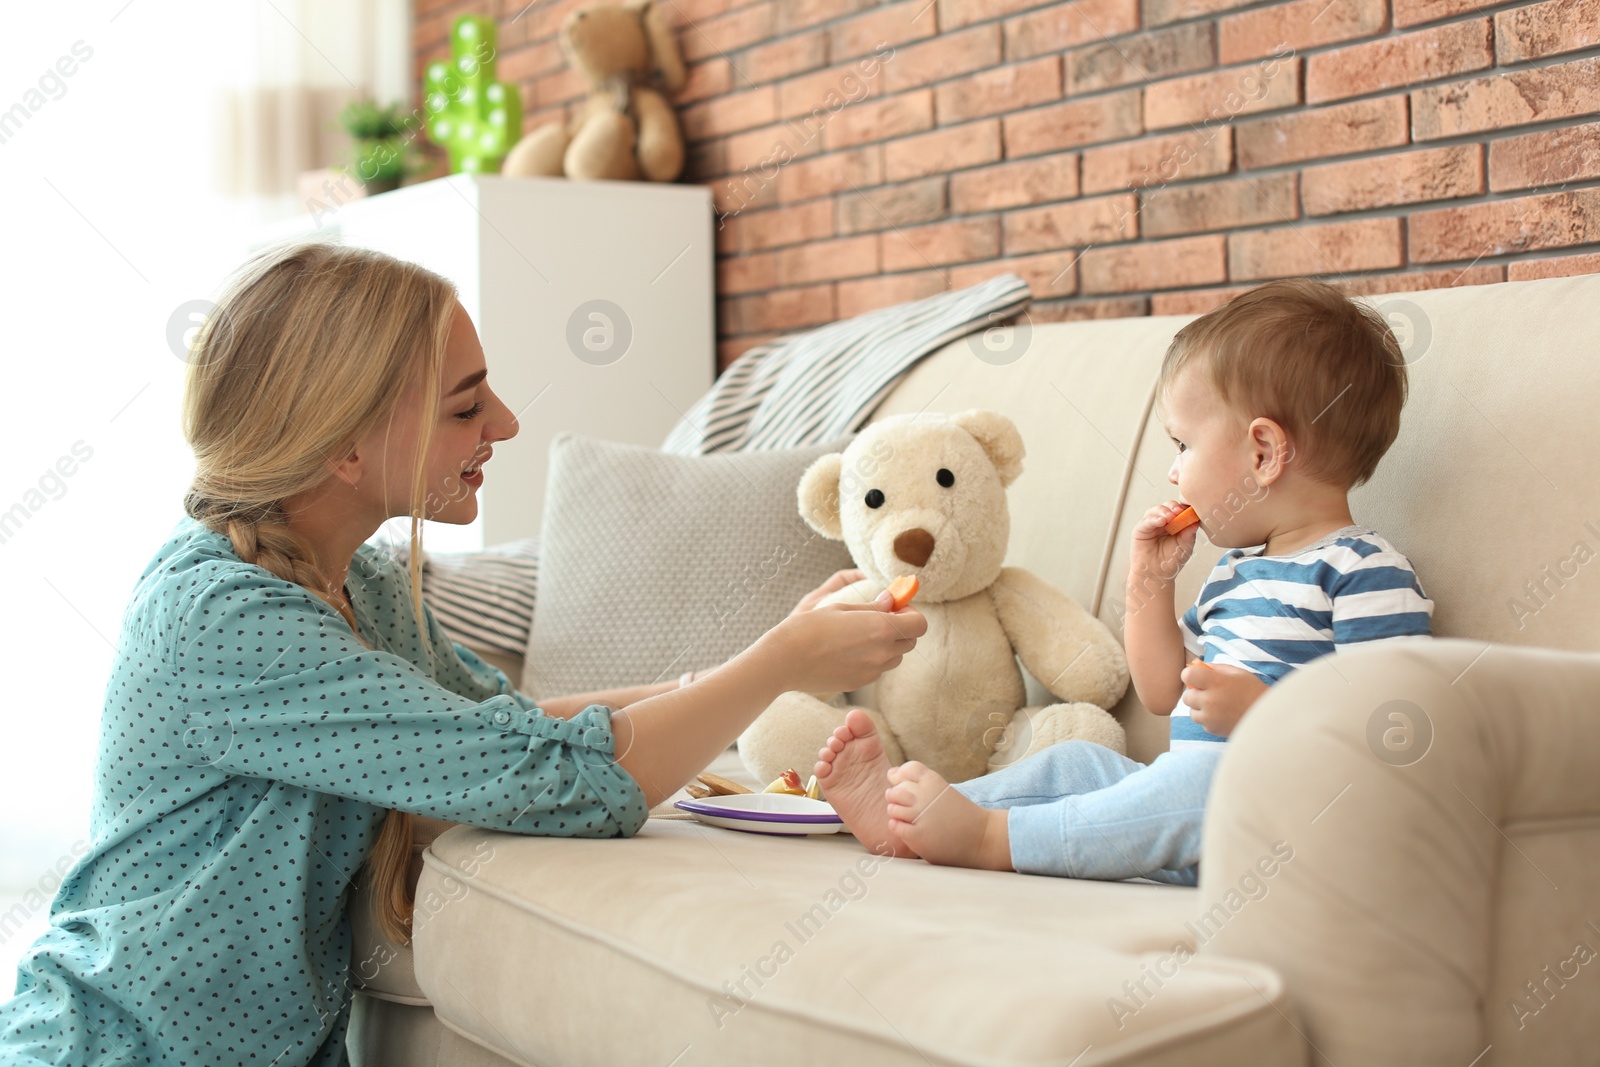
[[1159, 362, 1275, 549]]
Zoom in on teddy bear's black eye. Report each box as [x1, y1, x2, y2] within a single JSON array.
[[936, 468, 955, 488], [865, 489, 885, 509]]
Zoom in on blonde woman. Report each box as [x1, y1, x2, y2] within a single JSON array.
[[0, 240, 924, 1065]]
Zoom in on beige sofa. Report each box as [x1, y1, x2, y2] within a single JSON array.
[[346, 272, 1600, 1066]]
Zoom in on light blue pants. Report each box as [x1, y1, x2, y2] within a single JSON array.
[[950, 741, 1225, 886]]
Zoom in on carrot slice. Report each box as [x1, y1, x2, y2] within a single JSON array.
[[1163, 505, 1200, 536], [887, 575, 920, 611]]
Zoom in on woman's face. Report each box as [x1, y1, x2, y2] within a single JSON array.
[[367, 300, 519, 524]]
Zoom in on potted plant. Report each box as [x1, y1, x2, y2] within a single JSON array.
[[337, 98, 422, 195]]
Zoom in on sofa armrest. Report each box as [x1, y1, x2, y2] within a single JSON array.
[[1197, 637, 1600, 1067]]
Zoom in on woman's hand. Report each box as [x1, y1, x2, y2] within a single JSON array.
[[762, 592, 926, 694], [1181, 661, 1267, 738], [789, 568, 867, 617], [1129, 501, 1200, 592]]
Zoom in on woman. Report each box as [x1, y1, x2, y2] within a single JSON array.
[[0, 240, 925, 1066]]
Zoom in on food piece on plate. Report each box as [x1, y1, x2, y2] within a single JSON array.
[[1163, 505, 1200, 536], [804, 774, 821, 800], [763, 768, 806, 795], [886, 575, 920, 611], [697, 771, 753, 796], [684, 783, 712, 799]]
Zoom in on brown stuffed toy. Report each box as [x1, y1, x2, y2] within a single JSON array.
[[503, 0, 686, 182]]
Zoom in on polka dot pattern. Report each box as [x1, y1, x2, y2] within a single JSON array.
[[0, 516, 648, 1064]]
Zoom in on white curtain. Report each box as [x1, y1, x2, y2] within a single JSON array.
[[209, 0, 413, 218]]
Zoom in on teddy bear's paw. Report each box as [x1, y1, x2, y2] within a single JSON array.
[[986, 703, 1127, 772]]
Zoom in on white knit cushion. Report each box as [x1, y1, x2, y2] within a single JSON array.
[[522, 434, 856, 699]]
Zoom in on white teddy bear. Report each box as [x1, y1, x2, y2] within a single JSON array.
[[738, 409, 1130, 788]]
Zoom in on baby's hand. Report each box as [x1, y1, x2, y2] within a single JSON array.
[[1182, 661, 1267, 738], [1129, 500, 1200, 587]]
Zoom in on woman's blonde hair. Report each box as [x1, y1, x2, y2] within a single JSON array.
[[181, 238, 457, 945]]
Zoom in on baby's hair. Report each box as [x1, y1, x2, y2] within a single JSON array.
[[1157, 278, 1408, 489], [181, 237, 457, 946]]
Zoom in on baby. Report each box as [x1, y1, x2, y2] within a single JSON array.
[[815, 278, 1435, 884]]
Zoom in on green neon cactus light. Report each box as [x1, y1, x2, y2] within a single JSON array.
[[423, 15, 523, 175]]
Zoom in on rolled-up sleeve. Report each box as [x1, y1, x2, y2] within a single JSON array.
[[170, 570, 649, 838]]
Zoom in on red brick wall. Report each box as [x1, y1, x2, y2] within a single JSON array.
[[414, 0, 1600, 370]]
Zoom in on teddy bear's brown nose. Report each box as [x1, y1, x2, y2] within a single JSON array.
[[893, 528, 935, 568]]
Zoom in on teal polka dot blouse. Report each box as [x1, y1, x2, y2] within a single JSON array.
[[0, 515, 648, 1065]]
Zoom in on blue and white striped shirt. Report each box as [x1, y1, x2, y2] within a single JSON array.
[[1170, 524, 1433, 749]]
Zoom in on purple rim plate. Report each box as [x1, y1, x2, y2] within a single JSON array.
[[674, 793, 842, 824]]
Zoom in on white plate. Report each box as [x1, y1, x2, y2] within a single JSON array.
[[674, 792, 845, 836]]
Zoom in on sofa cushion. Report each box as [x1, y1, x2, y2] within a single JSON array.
[[523, 434, 857, 699], [415, 821, 1304, 1066]]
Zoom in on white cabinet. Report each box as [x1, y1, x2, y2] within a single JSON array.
[[252, 173, 715, 547]]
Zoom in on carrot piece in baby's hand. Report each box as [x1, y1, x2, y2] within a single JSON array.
[[1164, 505, 1200, 536], [886, 575, 920, 611]]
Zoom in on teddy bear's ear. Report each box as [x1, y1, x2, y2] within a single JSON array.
[[628, 0, 687, 93], [951, 409, 1025, 487], [797, 452, 845, 540]]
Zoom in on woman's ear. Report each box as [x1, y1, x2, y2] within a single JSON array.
[[798, 453, 845, 540], [950, 409, 1025, 486]]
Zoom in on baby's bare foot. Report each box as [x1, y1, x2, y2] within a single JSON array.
[[815, 709, 917, 859], [885, 762, 1013, 871]]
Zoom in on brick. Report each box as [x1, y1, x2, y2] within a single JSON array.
[[1236, 96, 1409, 169], [951, 155, 1080, 213], [778, 234, 880, 284], [1220, 0, 1389, 64], [1508, 252, 1600, 281], [680, 4, 777, 63], [713, 167, 781, 215], [1392, 0, 1503, 27], [1005, 194, 1138, 253], [1409, 189, 1600, 262], [776, 0, 876, 32], [1228, 218, 1404, 278], [835, 272, 951, 319], [936, 57, 1062, 125], [1307, 21, 1492, 104], [1139, 173, 1298, 237], [743, 32, 829, 84], [676, 59, 734, 105], [724, 200, 835, 253], [837, 177, 947, 234], [1145, 57, 1301, 131], [1412, 58, 1600, 139], [829, 1, 938, 62], [822, 90, 934, 150], [1031, 296, 1150, 320], [1302, 144, 1483, 215], [1068, 24, 1214, 95], [947, 250, 1082, 297], [1333, 265, 1505, 296], [717, 251, 778, 294], [1151, 286, 1255, 314], [941, 0, 1056, 30], [720, 283, 836, 334], [778, 58, 896, 121], [885, 120, 1002, 182], [680, 87, 777, 141], [1003, 91, 1143, 157], [1143, 0, 1258, 27], [1005, 0, 1141, 58], [1496, 0, 1600, 64], [1081, 127, 1233, 194], [1490, 122, 1600, 191], [881, 217, 1001, 271], [498, 40, 564, 85], [724, 122, 823, 179], [663, 0, 746, 22], [777, 147, 884, 202], [881, 26, 1003, 93], [1081, 235, 1227, 293]]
